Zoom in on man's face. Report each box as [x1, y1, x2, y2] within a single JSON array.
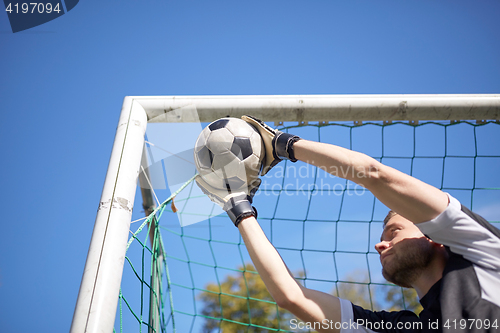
[[375, 215, 436, 288]]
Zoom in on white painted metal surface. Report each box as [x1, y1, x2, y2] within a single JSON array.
[[133, 94, 499, 122], [70, 99, 147, 333]]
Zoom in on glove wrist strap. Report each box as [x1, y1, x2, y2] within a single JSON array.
[[274, 132, 301, 162], [226, 200, 258, 227]]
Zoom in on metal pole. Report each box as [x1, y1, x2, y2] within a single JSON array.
[[148, 225, 162, 333], [71, 98, 147, 333], [132, 94, 499, 123], [139, 148, 162, 333]]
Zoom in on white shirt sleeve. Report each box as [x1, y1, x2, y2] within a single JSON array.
[[417, 193, 500, 271], [339, 298, 377, 333], [339, 298, 355, 333]]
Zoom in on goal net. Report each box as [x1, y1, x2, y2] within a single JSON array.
[[117, 118, 500, 332]]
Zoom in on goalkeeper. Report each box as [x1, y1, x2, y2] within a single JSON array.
[[196, 116, 500, 333]]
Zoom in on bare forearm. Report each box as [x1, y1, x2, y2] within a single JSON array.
[[237, 216, 302, 307], [294, 139, 448, 223], [293, 140, 379, 184], [238, 216, 342, 332]]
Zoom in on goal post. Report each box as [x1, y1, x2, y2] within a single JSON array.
[[71, 94, 500, 333], [71, 99, 147, 333]]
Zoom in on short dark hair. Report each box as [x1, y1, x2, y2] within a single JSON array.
[[383, 210, 398, 226]]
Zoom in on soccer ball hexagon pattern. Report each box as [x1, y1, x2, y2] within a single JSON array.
[[194, 118, 264, 190]]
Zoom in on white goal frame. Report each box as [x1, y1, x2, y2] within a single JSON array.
[[70, 94, 499, 333]]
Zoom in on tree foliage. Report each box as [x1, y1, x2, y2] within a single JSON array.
[[198, 263, 294, 332]]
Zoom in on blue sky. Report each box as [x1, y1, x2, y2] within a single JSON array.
[[1, 1, 499, 332]]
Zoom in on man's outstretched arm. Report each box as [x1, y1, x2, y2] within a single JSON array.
[[238, 215, 342, 333], [242, 115, 448, 224], [293, 139, 448, 224], [195, 176, 344, 333]]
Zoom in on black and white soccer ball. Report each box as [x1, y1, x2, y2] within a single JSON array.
[[194, 118, 264, 190]]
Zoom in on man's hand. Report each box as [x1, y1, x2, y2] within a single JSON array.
[[242, 115, 301, 175], [196, 176, 260, 227]]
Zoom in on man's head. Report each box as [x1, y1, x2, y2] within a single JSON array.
[[375, 211, 443, 288]]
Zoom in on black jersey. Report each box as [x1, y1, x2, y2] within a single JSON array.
[[338, 194, 500, 332]]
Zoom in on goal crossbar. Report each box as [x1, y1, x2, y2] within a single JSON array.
[[71, 94, 499, 333], [136, 94, 499, 123]]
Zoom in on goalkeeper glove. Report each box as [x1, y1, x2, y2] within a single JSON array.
[[196, 176, 260, 227], [241, 115, 301, 175]]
